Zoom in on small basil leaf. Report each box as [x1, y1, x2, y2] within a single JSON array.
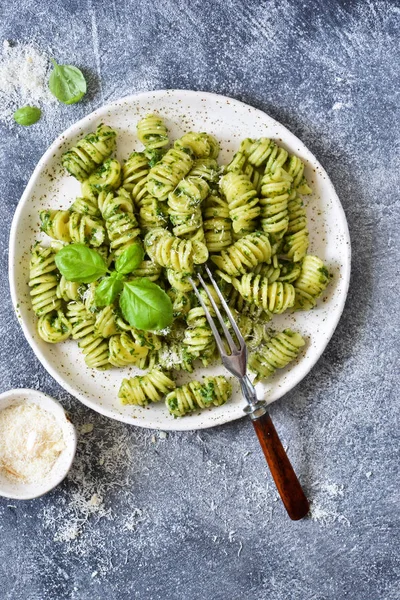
[[49, 58, 87, 105], [55, 244, 107, 283], [95, 274, 124, 307], [115, 243, 144, 275], [13, 106, 41, 126], [120, 278, 173, 331]]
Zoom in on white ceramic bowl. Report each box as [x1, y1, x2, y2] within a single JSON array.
[[9, 90, 351, 430], [0, 389, 77, 500]]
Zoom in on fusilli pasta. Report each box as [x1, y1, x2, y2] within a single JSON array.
[[243, 137, 275, 167], [248, 329, 305, 382], [165, 376, 232, 417], [137, 114, 169, 150], [203, 194, 233, 252], [56, 276, 83, 302], [119, 368, 175, 406], [37, 310, 72, 343], [108, 332, 149, 367], [40, 209, 106, 247], [220, 171, 260, 237], [175, 132, 219, 159], [71, 193, 100, 218], [284, 155, 312, 194], [232, 273, 295, 314], [81, 158, 122, 196], [189, 158, 220, 187], [211, 231, 271, 277], [122, 152, 150, 204], [29, 118, 328, 418], [62, 124, 117, 182], [281, 195, 309, 262], [98, 189, 141, 256], [167, 176, 209, 242], [146, 147, 193, 201], [259, 167, 293, 240], [183, 306, 216, 365], [294, 255, 330, 310], [128, 260, 162, 282], [138, 195, 169, 231], [145, 227, 207, 272], [67, 302, 110, 369], [29, 244, 62, 316]]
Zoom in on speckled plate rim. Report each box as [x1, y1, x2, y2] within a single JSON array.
[[9, 89, 351, 431]]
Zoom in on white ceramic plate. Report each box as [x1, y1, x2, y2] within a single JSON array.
[[9, 90, 351, 431]]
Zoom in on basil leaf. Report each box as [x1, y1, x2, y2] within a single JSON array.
[[95, 273, 124, 307], [49, 58, 87, 105], [115, 243, 144, 275], [120, 279, 173, 331], [13, 106, 41, 126], [55, 244, 107, 283]]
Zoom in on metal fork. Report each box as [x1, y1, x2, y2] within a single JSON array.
[[190, 265, 309, 521]]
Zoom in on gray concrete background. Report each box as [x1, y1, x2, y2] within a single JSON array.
[[0, 1, 399, 598]]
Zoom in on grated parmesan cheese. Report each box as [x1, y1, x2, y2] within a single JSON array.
[[0, 403, 65, 483]]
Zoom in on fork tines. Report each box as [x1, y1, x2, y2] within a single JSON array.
[[189, 265, 245, 357]]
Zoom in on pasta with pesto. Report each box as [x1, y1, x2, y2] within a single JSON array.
[[56, 276, 83, 301], [119, 369, 176, 406], [66, 302, 110, 369], [231, 273, 296, 314], [138, 195, 169, 231], [29, 244, 62, 316], [137, 114, 169, 150], [146, 147, 193, 201], [220, 171, 260, 238], [144, 227, 207, 272], [37, 310, 72, 344], [248, 329, 305, 382], [168, 177, 209, 236], [121, 152, 150, 201], [40, 209, 106, 247], [29, 114, 331, 418], [294, 255, 330, 310], [108, 332, 149, 367], [81, 158, 122, 196], [98, 188, 141, 256], [281, 194, 309, 262], [211, 231, 271, 277], [165, 376, 232, 417], [62, 124, 117, 182], [182, 306, 216, 366], [174, 132, 219, 159]]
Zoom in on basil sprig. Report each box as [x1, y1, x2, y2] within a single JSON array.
[[55, 244, 107, 283], [95, 272, 124, 307], [94, 242, 144, 306], [55, 243, 172, 331], [120, 279, 173, 331], [49, 58, 87, 105], [13, 106, 41, 126]]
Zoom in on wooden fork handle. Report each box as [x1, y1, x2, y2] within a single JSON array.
[[252, 412, 309, 520]]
